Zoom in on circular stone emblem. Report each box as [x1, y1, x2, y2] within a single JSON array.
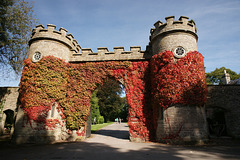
[[173, 47, 186, 58], [32, 52, 42, 62]]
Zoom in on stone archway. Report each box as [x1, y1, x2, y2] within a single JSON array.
[[16, 58, 154, 143], [2, 109, 14, 134], [87, 77, 128, 137], [206, 107, 227, 137]]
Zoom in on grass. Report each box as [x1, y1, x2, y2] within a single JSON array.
[[91, 122, 114, 133]]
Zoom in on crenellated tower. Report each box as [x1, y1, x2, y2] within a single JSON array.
[[149, 16, 198, 58], [28, 24, 81, 62], [150, 16, 208, 144]]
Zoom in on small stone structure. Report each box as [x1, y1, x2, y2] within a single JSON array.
[[1, 16, 213, 144]]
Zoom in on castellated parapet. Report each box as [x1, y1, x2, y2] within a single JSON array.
[[28, 24, 152, 63], [28, 24, 81, 62], [69, 46, 152, 62], [28, 16, 198, 63], [149, 16, 198, 55]]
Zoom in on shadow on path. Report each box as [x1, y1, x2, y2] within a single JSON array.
[[0, 123, 240, 160], [93, 123, 130, 140], [0, 139, 240, 160], [95, 129, 129, 140]]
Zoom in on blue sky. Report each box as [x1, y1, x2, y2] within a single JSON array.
[[1, 0, 240, 86]]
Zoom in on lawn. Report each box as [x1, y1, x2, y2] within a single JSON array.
[[91, 122, 114, 133]]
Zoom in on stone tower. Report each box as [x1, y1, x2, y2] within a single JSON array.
[[149, 16, 197, 57], [28, 24, 81, 62], [149, 16, 208, 144]]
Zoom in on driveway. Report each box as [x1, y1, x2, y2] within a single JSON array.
[[0, 123, 240, 160]]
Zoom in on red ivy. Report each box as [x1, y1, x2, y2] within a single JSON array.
[[19, 51, 207, 141], [150, 51, 207, 131]]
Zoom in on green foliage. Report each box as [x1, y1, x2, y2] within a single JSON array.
[[0, 0, 38, 73], [98, 116, 104, 124], [206, 67, 240, 84], [97, 78, 123, 122], [90, 89, 101, 124], [119, 97, 128, 122]]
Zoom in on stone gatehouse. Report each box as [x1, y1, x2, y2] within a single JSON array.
[[1, 16, 237, 144]]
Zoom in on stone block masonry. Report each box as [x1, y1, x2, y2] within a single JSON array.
[[206, 85, 240, 138], [70, 46, 152, 62]]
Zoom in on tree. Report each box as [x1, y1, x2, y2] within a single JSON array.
[[97, 78, 124, 122], [119, 97, 129, 122], [206, 67, 240, 84], [0, 0, 38, 74], [90, 89, 101, 124]]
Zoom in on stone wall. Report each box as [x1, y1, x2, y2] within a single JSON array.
[[206, 85, 240, 138], [156, 105, 208, 144], [13, 106, 72, 144]]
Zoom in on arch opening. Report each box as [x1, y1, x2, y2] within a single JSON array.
[[3, 109, 14, 134], [88, 77, 129, 139], [206, 107, 227, 137]]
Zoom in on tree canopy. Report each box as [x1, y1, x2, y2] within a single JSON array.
[[0, 0, 38, 74], [206, 67, 240, 84], [90, 89, 101, 124], [97, 78, 125, 122]]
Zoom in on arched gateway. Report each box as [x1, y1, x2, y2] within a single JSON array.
[[13, 16, 208, 144]]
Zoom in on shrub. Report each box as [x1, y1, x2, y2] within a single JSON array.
[[98, 116, 104, 124]]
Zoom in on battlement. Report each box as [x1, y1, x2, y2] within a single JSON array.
[[29, 24, 81, 54], [150, 16, 198, 42], [69, 46, 152, 62]]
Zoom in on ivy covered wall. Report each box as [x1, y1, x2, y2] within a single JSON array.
[[18, 50, 207, 142]]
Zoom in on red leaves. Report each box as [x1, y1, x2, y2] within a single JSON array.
[[19, 51, 207, 141], [150, 51, 207, 130], [23, 106, 49, 123], [45, 119, 60, 130], [151, 51, 207, 106]]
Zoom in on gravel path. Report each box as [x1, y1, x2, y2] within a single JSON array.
[[0, 123, 240, 160]]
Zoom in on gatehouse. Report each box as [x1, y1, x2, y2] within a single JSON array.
[[13, 16, 208, 144]]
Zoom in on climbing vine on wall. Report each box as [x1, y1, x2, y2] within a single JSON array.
[[150, 51, 207, 129], [19, 56, 152, 140], [19, 51, 207, 141]]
